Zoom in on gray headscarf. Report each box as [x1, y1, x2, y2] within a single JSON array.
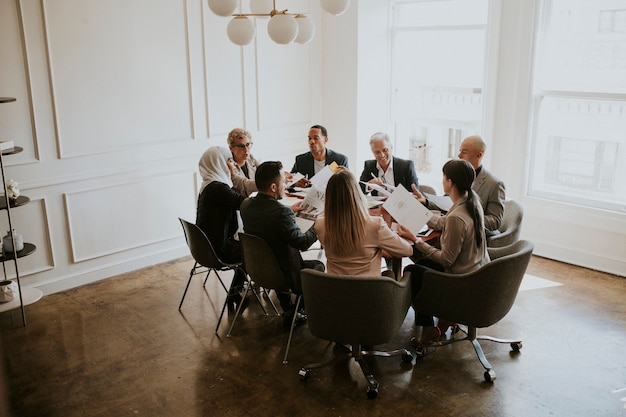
[[198, 146, 233, 193]]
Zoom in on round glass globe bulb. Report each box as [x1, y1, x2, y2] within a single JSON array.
[[294, 16, 315, 44], [320, 0, 350, 15], [267, 14, 298, 44], [207, 0, 237, 17], [227, 16, 256, 46], [250, 0, 274, 15]]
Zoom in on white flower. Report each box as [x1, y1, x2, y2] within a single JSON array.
[[5, 180, 19, 198]]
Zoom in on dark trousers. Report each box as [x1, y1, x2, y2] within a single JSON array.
[[404, 258, 444, 327], [278, 260, 325, 314]]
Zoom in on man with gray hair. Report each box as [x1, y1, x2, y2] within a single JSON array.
[[359, 132, 419, 195]]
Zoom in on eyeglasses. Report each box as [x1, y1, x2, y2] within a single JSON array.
[[234, 142, 253, 149]]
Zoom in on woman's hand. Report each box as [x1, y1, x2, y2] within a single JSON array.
[[411, 184, 426, 205], [226, 158, 237, 177], [397, 224, 419, 244]]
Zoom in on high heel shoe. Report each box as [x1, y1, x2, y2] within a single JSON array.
[[410, 326, 441, 348], [226, 292, 249, 313]]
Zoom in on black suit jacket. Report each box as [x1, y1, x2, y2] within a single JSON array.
[[359, 157, 419, 195], [240, 193, 318, 291], [291, 148, 349, 178]]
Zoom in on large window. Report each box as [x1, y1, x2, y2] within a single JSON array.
[[390, 0, 489, 191], [530, 0, 626, 212]]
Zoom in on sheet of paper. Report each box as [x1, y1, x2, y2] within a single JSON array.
[[359, 181, 391, 197], [286, 172, 304, 188], [294, 215, 314, 232], [300, 184, 325, 218], [424, 193, 453, 211], [366, 195, 385, 209], [309, 162, 339, 190], [383, 184, 432, 235]]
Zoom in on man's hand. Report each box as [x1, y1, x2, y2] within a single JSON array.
[[291, 201, 305, 212], [294, 177, 311, 188]]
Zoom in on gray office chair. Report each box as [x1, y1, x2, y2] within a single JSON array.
[[178, 218, 265, 334], [487, 200, 524, 248], [298, 269, 414, 399], [413, 240, 534, 382], [418, 184, 437, 196], [234, 232, 305, 364]]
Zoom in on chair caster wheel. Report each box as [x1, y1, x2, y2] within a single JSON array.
[[401, 353, 413, 363], [298, 368, 310, 381], [484, 369, 496, 382], [510, 342, 522, 352], [366, 386, 378, 399]]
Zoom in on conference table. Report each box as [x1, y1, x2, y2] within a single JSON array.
[[282, 193, 441, 278]]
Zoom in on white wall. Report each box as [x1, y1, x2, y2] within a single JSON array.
[[0, 0, 323, 295]]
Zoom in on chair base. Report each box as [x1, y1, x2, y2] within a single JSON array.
[[215, 275, 267, 335], [299, 343, 414, 399], [222, 284, 302, 365], [414, 325, 522, 382]]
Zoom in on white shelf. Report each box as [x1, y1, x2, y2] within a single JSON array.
[[0, 286, 43, 314]]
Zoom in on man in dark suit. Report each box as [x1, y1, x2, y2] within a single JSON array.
[[359, 132, 419, 195], [240, 161, 324, 327], [291, 125, 349, 186]]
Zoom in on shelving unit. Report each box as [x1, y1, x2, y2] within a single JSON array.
[[0, 97, 42, 325]]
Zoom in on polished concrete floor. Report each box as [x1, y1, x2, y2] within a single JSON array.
[[0, 254, 625, 417]]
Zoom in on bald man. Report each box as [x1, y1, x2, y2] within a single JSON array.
[[414, 135, 505, 235], [457, 135, 505, 234]]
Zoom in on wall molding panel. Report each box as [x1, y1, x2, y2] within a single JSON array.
[[65, 171, 196, 263], [42, 0, 195, 159]]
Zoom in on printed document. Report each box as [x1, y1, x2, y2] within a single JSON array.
[[382, 184, 433, 235], [424, 193, 453, 212]]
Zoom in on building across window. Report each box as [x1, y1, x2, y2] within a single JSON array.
[[530, 0, 626, 212], [390, 0, 489, 191]]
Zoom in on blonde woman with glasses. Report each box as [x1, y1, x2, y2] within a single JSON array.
[[226, 128, 260, 197]]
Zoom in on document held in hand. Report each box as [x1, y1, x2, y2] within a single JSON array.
[[382, 184, 433, 235]]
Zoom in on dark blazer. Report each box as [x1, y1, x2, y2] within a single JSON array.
[[195, 181, 245, 264], [359, 157, 419, 195], [240, 193, 318, 290], [290, 148, 349, 178]]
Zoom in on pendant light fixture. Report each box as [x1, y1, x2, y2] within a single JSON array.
[[207, 0, 350, 46]]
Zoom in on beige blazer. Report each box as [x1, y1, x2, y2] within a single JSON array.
[[315, 216, 413, 276], [416, 195, 489, 274]]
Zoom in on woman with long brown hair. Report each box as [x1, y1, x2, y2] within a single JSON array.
[[315, 169, 416, 277]]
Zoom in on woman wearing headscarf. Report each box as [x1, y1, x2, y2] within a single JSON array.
[[196, 146, 248, 311]]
